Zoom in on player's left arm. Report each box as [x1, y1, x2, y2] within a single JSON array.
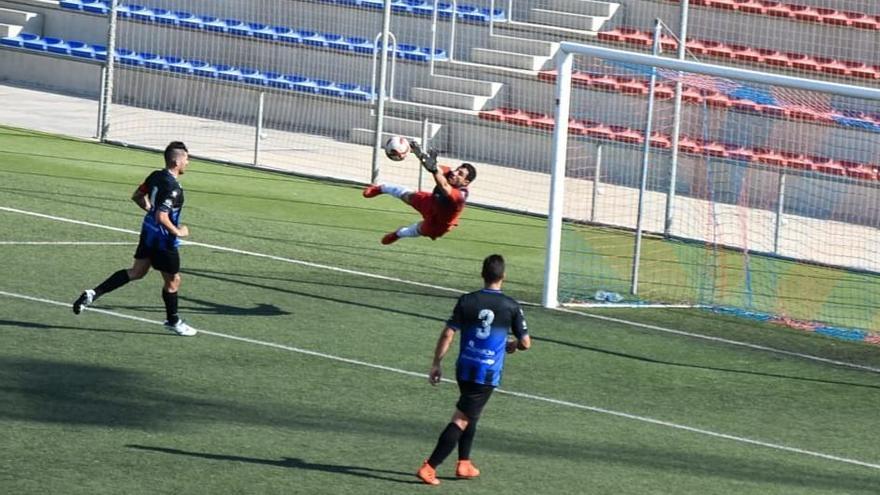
[[431, 167, 457, 199], [506, 306, 531, 353], [131, 184, 150, 212]]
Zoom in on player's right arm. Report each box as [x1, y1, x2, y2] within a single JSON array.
[[156, 211, 189, 237]]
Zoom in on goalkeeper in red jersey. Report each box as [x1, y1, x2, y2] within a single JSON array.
[[363, 142, 477, 245]]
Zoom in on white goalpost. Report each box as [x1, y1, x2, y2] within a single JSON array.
[[544, 42, 880, 333]]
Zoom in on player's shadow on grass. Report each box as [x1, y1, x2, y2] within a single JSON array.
[[126, 445, 422, 484], [100, 296, 290, 318], [0, 319, 171, 336], [534, 335, 880, 390], [184, 268, 446, 322]]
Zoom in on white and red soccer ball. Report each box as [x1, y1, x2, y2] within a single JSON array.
[[383, 135, 410, 161]]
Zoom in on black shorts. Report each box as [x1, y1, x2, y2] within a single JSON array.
[[455, 380, 495, 420], [134, 240, 180, 274]]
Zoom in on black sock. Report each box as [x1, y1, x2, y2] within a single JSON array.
[[94, 269, 130, 298], [162, 290, 179, 324], [458, 419, 479, 460], [427, 423, 463, 468]]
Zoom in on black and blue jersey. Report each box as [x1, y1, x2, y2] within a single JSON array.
[[447, 288, 528, 387], [138, 169, 184, 251]]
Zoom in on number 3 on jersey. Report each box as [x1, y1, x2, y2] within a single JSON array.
[[476, 309, 495, 339]]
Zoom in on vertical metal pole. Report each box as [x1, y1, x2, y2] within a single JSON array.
[[370, 0, 394, 183], [591, 145, 602, 223], [99, 0, 119, 142], [449, 0, 457, 62], [418, 118, 430, 191], [773, 172, 786, 254], [254, 92, 264, 167], [631, 20, 663, 296], [663, 0, 689, 237], [542, 50, 573, 309], [429, 0, 438, 75], [96, 66, 106, 139]]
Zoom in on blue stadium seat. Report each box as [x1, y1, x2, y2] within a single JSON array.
[[436, 3, 454, 18], [391, 0, 411, 14], [273, 27, 300, 44], [200, 16, 228, 33], [0, 34, 27, 48], [140, 52, 167, 69], [361, 0, 384, 10], [249, 23, 277, 40], [45, 37, 71, 54], [175, 12, 202, 29], [299, 31, 327, 48], [216, 64, 244, 81], [128, 5, 154, 22], [347, 37, 374, 54], [69, 41, 96, 58], [223, 19, 252, 36], [165, 56, 194, 73], [190, 60, 217, 78], [115, 48, 143, 65], [339, 83, 372, 101], [324, 33, 351, 51], [151, 8, 179, 25], [93, 44, 107, 60], [286, 75, 319, 93], [59, 0, 83, 11], [265, 72, 292, 90], [241, 68, 268, 85], [81, 0, 108, 14], [315, 79, 345, 97], [22, 34, 48, 51]]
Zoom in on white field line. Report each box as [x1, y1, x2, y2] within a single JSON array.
[[2, 205, 879, 375], [0, 241, 134, 245], [2, 289, 879, 472]]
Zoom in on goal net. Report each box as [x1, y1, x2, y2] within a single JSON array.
[[546, 43, 880, 333]]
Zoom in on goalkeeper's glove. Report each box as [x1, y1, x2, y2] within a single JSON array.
[[421, 149, 439, 174], [410, 140, 427, 161]]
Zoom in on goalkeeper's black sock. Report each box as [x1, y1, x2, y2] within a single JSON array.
[[457, 419, 479, 460], [162, 289, 179, 325], [94, 269, 131, 298], [427, 423, 463, 468]]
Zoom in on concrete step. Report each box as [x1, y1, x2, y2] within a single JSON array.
[[545, 0, 619, 17], [530, 8, 609, 32], [0, 23, 22, 37], [0, 7, 38, 26], [471, 47, 552, 71], [409, 87, 492, 111], [423, 75, 502, 97], [487, 35, 559, 57]]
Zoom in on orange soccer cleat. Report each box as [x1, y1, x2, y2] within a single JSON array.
[[381, 231, 400, 245], [455, 459, 481, 479], [416, 460, 440, 486], [362, 184, 382, 198]]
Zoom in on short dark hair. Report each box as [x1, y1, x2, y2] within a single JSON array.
[[461, 163, 476, 182], [164, 141, 188, 167], [481, 254, 505, 284]]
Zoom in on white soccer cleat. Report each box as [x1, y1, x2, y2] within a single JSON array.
[[164, 319, 197, 337], [72, 289, 96, 315]]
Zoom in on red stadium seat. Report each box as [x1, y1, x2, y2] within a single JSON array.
[[813, 159, 846, 176], [505, 109, 531, 126], [727, 146, 755, 162], [681, 86, 704, 104], [732, 99, 761, 113], [590, 75, 619, 92], [701, 142, 728, 158], [818, 9, 849, 26], [585, 123, 615, 141], [819, 59, 849, 76], [706, 42, 735, 59], [653, 83, 675, 100], [755, 149, 786, 166], [478, 108, 506, 122], [760, 104, 789, 118], [733, 0, 765, 14], [708, 0, 736, 11], [780, 152, 812, 170], [623, 30, 654, 47], [762, 50, 791, 67], [850, 65, 879, 80], [537, 70, 557, 83], [787, 53, 820, 72], [567, 119, 589, 136], [732, 45, 763, 63], [649, 133, 672, 149], [610, 127, 645, 144], [787, 106, 824, 123], [597, 29, 624, 43], [763, 2, 793, 18], [660, 35, 678, 52], [846, 166, 877, 181], [849, 13, 880, 30], [530, 114, 555, 131], [618, 77, 648, 95], [685, 39, 709, 56], [704, 91, 733, 108], [789, 5, 821, 23], [677, 137, 701, 154], [572, 71, 593, 87]]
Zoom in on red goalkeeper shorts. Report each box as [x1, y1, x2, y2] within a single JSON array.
[[410, 192, 455, 240]]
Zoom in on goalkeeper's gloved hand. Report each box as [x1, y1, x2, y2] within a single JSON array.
[[410, 140, 427, 161], [421, 149, 439, 174]]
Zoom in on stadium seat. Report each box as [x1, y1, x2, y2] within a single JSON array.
[[128, 5, 154, 22], [530, 114, 555, 131], [849, 64, 879, 80], [200, 16, 229, 33], [190, 60, 217, 78], [567, 119, 589, 136], [115, 49, 143, 66], [708, 0, 736, 11], [478, 108, 506, 122], [81, 0, 108, 14], [173, 11, 199, 28], [761, 49, 791, 67], [44, 37, 70, 55], [812, 158, 846, 176], [165, 56, 194, 73], [701, 142, 728, 158], [677, 137, 701, 154], [325, 34, 352, 51], [787, 53, 819, 72], [684, 38, 708, 56], [264, 72, 291, 89], [216, 65, 244, 82], [763, 2, 793, 18], [69, 41, 96, 58], [780, 152, 811, 170], [732, 45, 763, 63], [288, 75, 319, 94], [845, 166, 877, 180], [299, 31, 327, 48], [250, 23, 278, 40], [505, 109, 532, 126], [315, 79, 345, 97], [618, 77, 648, 95], [789, 5, 821, 23], [597, 29, 624, 43], [726, 146, 755, 162], [759, 104, 788, 118], [590, 75, 619, 92], [653, 84, 675, 100], [649, 133, 672, 149], [704, 91, 733, 108], [21, 33, 47, 50], [622, 30, 653, 47], [755, 148, 785, 166], [241, 68, 267, 85], [818, 9, 849, 26], [140, 52, 167, 70], [732, 0, 765, 14], [820, 59, 849, 76], [849, 13, 879, 30], [59, 0, 82, 11], [151, 8, 178, 25], [273, 27, 301, 44], [585, 123, 614, 140], [571, 71, 593, 87], [704, 41, 734, 59], [681, 87, 703, 104], [732, 99, 761, 113], [611, 126, 644, 144]]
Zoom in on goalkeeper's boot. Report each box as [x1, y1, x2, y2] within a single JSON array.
[[456, 459, 480, 479], [362, 184, 383, 198], [72, 289, 96, 315], [381, 231, 400, 245], [164, 319, 198, 337], [416, 461, 440, 486]]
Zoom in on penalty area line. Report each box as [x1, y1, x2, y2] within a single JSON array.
[[0, 241, 135, 245], [2, 205, 878, 375], [2, 289, 880, 472]]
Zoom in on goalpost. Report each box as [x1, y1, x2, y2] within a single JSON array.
[[544, 42, 880, 332]]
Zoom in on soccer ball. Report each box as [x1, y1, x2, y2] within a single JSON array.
[[383, 136, 410, 161]]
